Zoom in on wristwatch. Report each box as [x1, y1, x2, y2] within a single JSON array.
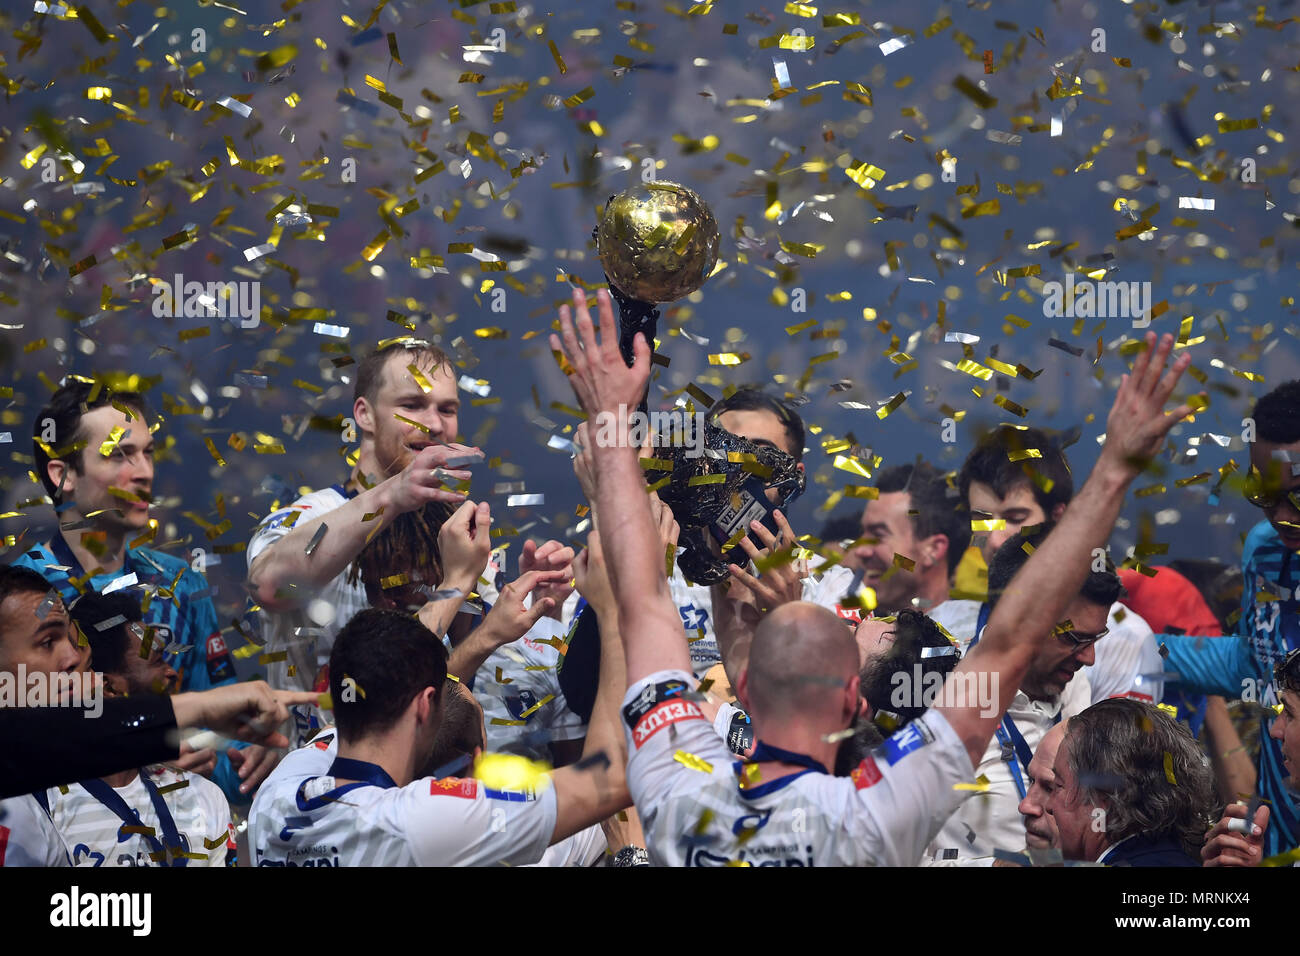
[[609, 845, 650, 867]]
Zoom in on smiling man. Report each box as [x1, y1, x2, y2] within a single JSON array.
[[13, 378, 262, 802], [246, 339, 484, 747]]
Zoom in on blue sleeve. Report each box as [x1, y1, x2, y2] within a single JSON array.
[[174, 571, 251, 805], [1159, 633, 1255, 698]]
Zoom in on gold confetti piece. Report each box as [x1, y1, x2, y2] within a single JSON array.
[[875, 392, 907, 420], [98, 425, 126, 457], [954, 776, 991, 792], [970, 519, 1008, 531], [380, 573, 410, 589], [393, 413, 430, 433], [155, 779, 190, 795], [547, 38, 568, 74], [490, 717, 527, 726], [952, 75, 996, 109], [1163, 751, 1177, 785], [961, 198, 1001, 218], [235, 646, 268, 666], [688, 474, 727, 485], [204, 834, 229, 850], [674, 750, 714, 774], [258, 651, 288, 664], [119, 825, 156, 837], [993, 395, 1028, 417], [518, 694, 555, 719], [892, 553, 916, 572]]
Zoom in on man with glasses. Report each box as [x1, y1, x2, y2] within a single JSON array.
[[1158, 380, 1300, 856], [923, 528, 1118, 863]]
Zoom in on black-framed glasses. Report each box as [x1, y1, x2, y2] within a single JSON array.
[[1055, 626, 1107, 650]]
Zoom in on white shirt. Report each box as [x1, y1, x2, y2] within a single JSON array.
[[0, 795, 69, 866], [476, 616, 587, 761], [1085, 604, 1165, 705], [923, 599, 1091, 863], [247, 486, 369, 746], [623, 669, 973, 867], [44, 768, 232, 867], [249, 730, 559, 866]]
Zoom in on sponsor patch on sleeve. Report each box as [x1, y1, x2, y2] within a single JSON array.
[[628, 699, 704, 749], [429, 777, 479, 800], [851, 757, 882, 790], [881, 718, 935, 766], [621, 678, 690, 725], [206, 635, 229, 660]]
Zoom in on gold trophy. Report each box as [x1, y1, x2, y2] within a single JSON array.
[[593, 181, 719, 367]]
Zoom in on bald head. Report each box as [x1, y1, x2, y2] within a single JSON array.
[[745, 602, 859, 721]]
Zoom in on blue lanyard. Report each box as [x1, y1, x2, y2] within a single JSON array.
[[80, 771, 188, 866], [972, 602, 1058, 800], [327, 757, 398, 789]]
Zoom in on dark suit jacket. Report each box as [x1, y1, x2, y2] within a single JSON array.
[[1101, 832, 1201, 867]]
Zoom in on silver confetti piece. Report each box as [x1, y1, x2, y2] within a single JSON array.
[[507, 494, 544, 507], [305, 523, 327, 556], [93, 614, 127, 632]]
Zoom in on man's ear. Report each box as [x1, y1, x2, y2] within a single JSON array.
[[734, 667, 752, 712], [46, 459, 72, 501], [923, 534, 949, 571], [845, 674, 862, 723], [415, 684, 439, 726], [353, 396, 375, 438], [1051, 502, 1067, 522]]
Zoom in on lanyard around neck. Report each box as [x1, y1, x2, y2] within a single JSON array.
[[79, 771, 188, 867]]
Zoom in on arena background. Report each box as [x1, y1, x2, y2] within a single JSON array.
[[1, 0, 1296, 679]]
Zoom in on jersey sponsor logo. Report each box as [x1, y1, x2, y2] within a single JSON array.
[[882, 719, 934, 766], [630, 699, 704, 748], [206, 635, 228, 660], [685, 842, 815, 867], [205, 632, 235, 683], [430, 777, 478, 799], [732, 809, 771, 836], [851, 757, 882, 790], [621, 678, 689, 725], [505, 690, 539, 721], [679, 604, 709, 632], [834, 604, 863, 624]]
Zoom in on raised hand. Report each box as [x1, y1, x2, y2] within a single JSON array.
[[437, 499, 493, 590], [387, 443, 484, 514], [1099, 332, 1199, 479], [549, 287, 652, 419], [573, 528, 615, 614], [520, 539, 576, 621], [479, 569, 571, 647], [725, 509, 807, 614]]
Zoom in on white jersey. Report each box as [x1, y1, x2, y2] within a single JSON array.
[[1086, 603, 1165, 704], [476, 616, 587, 761], [247, 486, 368, 745], [248, 487, 506, 748], [43, 768, 232, 867], [249, 730, 557, 866], [0, 795, 70, 866], [622, 669, 972, 867], [923, 599, 1091, 863]]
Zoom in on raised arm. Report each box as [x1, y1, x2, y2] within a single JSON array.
[[550, 527, 633, 841], [550, 288, 689, 685], [246, 443, 479, 611], [937, 333, 1198, 767]]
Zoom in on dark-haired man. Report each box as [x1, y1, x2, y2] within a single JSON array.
[[1157, 380, 1300, 855], [956, 425, 1164, 706], [248, 604, 630, 866], [552, 286, 1196, 866], [848, 461, 971, 615], [1048, 698, 1216, 865], [68, 592, 177, 699], [14, 378, 262, 801], [923, 531, 1112, 863]]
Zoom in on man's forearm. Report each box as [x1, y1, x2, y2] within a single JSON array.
[[247, 479, 401, 610], [590, 417, 672, 611], [983, 461, 1131, 658], [445, 621, 503, 682]]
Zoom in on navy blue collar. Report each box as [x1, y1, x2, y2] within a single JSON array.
[[733, 739, 829, 799]]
